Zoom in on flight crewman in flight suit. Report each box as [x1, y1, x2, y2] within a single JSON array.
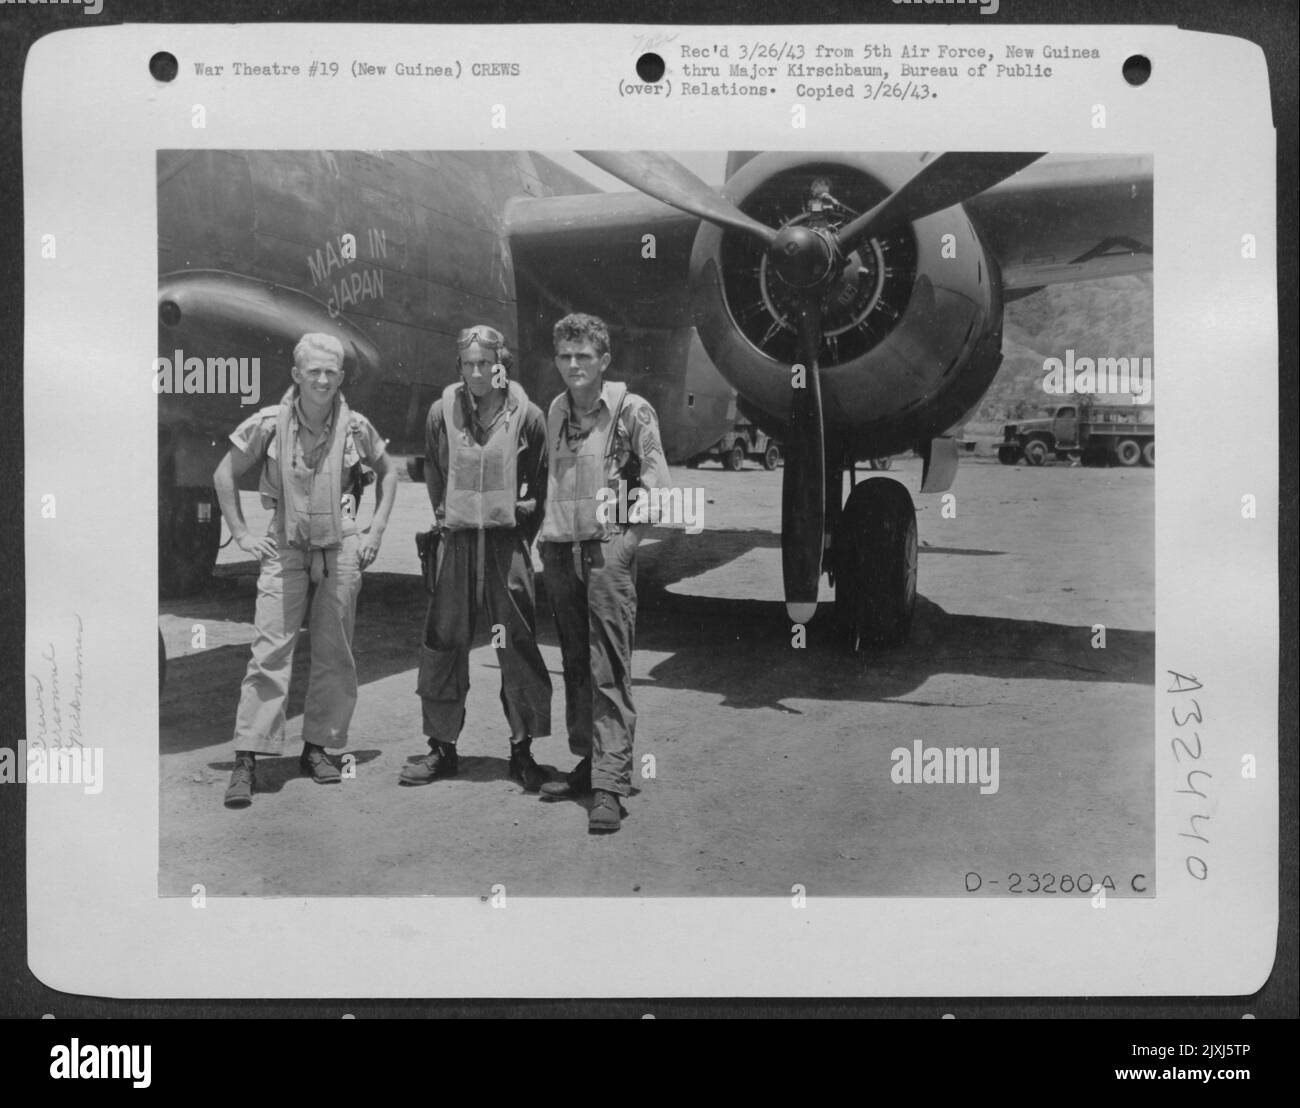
[[401, 325, 553, 790], [215, 331, 397, 808], [537, 312, 673, 833]]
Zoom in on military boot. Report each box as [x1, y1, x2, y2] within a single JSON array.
[[588, 789, 623, 833], [300, 742, 342, 784], [399, 740, 459, 785], [224, 752, 255, 808], [539, 756, 591, 800], [507, 738, 545, 793]]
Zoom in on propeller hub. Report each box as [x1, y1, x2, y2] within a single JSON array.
[[768, 224, 836, 289]]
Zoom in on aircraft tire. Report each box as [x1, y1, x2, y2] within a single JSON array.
[[832, 477, 917, 650], [160, 486, 222, 597], [997, 445, 1019, 466], [1114, 438, 1142, 467]]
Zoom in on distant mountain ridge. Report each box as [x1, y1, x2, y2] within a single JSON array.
[[971, 273, 1154, 425]]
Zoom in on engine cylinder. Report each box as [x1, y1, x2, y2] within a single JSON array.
[[690, 153, 1004, 459]]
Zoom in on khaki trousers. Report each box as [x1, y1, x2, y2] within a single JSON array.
[[540, 533, 638, 796], [232, 535, 362, 754]]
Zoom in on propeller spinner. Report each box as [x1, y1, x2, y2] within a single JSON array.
[[579, 150, 1044, 626]]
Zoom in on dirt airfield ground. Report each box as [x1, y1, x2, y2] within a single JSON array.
[[160, 453, 1154, 899]]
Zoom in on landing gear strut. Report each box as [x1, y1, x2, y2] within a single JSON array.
[[574, 150, 1042, 650], [159, 480, 222, 597]]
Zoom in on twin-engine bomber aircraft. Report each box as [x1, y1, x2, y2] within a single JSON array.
[[157, 149, 1152, 649]]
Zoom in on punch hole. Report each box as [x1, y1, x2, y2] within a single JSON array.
[[636, 52, 665, 83], [1122, 55, 1151, 86], [150, 51, 179, 82]]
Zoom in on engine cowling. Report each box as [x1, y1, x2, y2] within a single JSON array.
[[157, 269, 383, 436], [690, 152, 1005, 460]]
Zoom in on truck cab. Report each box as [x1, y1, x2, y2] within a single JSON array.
[[999, 402, 1154, 467]]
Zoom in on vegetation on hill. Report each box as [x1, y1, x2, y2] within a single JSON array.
[[971, 273, 1154, 425]]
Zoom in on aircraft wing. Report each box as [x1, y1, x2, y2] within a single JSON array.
[[505, 189, 734, 462], [964, 154, 1153, 292], [505, 190, 701, 328]]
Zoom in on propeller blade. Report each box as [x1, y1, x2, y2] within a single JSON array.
[[780, 300, 827, 625], [837, 152, 1045, 253], [576, 150, 777, 247]]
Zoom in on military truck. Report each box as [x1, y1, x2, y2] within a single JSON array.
[[998, 402, 1155, 467], [689, 419, 783, 471]]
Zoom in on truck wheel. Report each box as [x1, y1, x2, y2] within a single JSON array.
[[1023, 437, 1050, 467], [723, 442, 746, 471], [997, 445, 1019, 466], [1114, 439, 1142, 467], [832, 478, 918, 650], [763, 443, 781, 471], [1141, 440, 1155, 467]]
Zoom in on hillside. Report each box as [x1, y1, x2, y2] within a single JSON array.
[[969, 273, 1154, 426]]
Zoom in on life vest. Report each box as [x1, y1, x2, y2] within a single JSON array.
[[539, 381, 628, 542], [256, 389, 367, 548], [442, 380, 528, 530]]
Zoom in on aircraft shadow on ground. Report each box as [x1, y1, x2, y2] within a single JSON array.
[[160, 527, 1150, 752], [635, 528, 1148, 711]]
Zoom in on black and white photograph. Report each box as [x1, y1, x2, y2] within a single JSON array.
[[14, 18, 1283, 1003], [156, 148, 1158, 898]]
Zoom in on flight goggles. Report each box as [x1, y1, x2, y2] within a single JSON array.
[[456, 326, 507, 351]]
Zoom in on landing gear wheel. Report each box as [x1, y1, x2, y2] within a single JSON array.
[[723, 442, 746, 471], [997, 445, 1019, 466], [763, 443, 781, 471], [832, 477, 917, 651], [1023, 437, 1050, 467], [1114, 438, 1142, 467], [159, 486, 222, 597], [1141, 440, 1155, 467]]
